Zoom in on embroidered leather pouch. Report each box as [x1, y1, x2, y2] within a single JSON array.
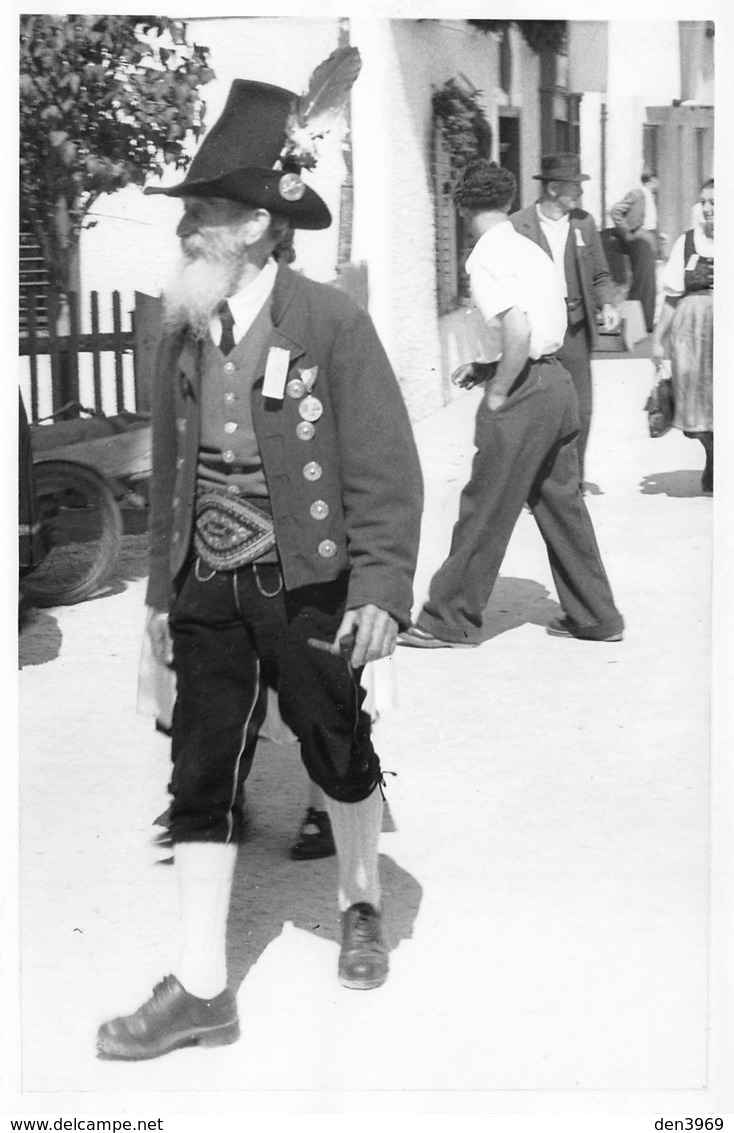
[[194, 490, 275, 572]]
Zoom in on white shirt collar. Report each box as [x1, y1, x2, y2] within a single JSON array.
[[211, 258, 278, 345], [536, 203, 570, 229]]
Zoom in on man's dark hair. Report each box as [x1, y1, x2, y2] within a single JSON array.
[[269, 213, 296, 263], [453, 159, 517, 214]]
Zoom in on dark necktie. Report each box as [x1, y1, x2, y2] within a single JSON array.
[[218, 301, 236, 355]]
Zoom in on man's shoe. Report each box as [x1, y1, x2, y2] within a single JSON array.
[[397, 625, 477, 649], [338, 902, 389, 990], [546, 616, 623, 642], [96, 975, 239, 1061], [290, 807, 336, 860]]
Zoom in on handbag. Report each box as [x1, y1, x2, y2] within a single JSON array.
[[645, 364, 674, 439]]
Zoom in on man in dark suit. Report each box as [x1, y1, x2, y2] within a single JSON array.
[[511, 154, 620, 485], [611, 170, 661, 333], [96, 78, 423, 1061]]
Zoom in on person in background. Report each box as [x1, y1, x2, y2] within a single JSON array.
[[511, 154, 620, 487], [611, 170, 661, 334], [96, 75, 423, 1062], [399, 159, 624, 651], [651, 179, 714, 494]]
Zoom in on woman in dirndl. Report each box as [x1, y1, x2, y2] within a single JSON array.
[[652, 179, 714, 493]]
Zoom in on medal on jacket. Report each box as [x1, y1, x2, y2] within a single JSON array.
[[299, 396, 323, 422], [262, 346, 290, 400]]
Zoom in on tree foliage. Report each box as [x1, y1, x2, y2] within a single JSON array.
[[19, 14, 215, 297], [432, 79, 492, 189], [467, 20, 567, 55]]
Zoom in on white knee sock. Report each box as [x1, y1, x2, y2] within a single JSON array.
[[307, 778, 325, 811], [174, 841, 237, 1000], [323, 786, 383, 912]]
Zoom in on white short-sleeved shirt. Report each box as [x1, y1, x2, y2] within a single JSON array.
[[642, 185, 658, 230], [465, 220, 567, 361], [537, 205, 570, 298]]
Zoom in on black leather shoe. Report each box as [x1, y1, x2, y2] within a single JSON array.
[[290, 806, 336, 860], [546, 616, 623, 642], [338, 903, 389, 990], [96, 975, 239, 1060]]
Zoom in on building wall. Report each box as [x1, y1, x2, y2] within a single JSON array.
[[590, 21, 683, 227], [350, 18, 544, 417], [350, 18, 505, 418]]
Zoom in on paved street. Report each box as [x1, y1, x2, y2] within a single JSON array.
[[14, 355, 729, 1116]]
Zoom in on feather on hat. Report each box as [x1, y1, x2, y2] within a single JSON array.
[[144, 47, 362, 230], [280, 45, 362, 169]]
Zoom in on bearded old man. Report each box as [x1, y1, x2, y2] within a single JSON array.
[[96, 77, 423, 1061]]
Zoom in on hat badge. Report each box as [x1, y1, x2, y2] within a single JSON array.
[[279, 172, 306, 201]]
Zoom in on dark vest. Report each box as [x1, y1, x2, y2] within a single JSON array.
[[198, 295, 274, 509], [683, 230, 713, 293]]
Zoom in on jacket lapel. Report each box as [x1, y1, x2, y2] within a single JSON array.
[[522, 206, 552, 259], [177, 335, 201, 401], [256, 264, 307, 379]]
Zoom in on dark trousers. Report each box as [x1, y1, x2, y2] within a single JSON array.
[[556, 321, 593, 482], [168, 561, 381, 843], [626, 232, 657, 332], [418, 358, 624, 645]]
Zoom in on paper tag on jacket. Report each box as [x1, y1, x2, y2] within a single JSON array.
[[262, 347, 290, 399], [686, 254, 700, 271], [575, 228, 585, 248]]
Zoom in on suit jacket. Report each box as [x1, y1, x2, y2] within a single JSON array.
[[147, 263, 424, 627], [610, 187, 649, 238], [510, 204, 616, 334]]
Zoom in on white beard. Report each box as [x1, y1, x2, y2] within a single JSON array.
[[161, 231, 249, 338]]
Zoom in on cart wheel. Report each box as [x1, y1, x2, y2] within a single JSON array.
[[20, 459, 123, 607]]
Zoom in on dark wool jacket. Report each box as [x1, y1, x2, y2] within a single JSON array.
[[510, 204, 616, 334], [146, 263, 424, 628]]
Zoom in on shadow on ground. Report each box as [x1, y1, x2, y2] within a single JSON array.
[[18, 532, 150, 667], [640, 470, 708, 498], [212, 738, 423, 992], [478, 575, 559, 643], [18, 604, 62, 668], [93, 531, 150, 598]]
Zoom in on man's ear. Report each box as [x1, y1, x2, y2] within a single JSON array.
[[241, 209, 272, 246]]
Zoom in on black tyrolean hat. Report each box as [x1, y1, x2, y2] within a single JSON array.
[[532, 153, 590, 183], [145, 80, 332, 230]]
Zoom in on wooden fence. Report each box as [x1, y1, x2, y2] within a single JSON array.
[[20, 290, 162, 424]]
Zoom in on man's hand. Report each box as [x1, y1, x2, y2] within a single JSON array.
[[327, 605, 399, 668], [148, 608, 173, 667], [600, 303, 621, 332], [451, 362, 480, 390], [485, 388, 508, 413]]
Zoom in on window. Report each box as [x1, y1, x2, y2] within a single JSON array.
[[643, 123, 659, 178], [433, 126, 475, 314], [539, 50, 580, 157]]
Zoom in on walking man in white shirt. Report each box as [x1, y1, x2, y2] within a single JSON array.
[[399, 160, 624, 649]]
